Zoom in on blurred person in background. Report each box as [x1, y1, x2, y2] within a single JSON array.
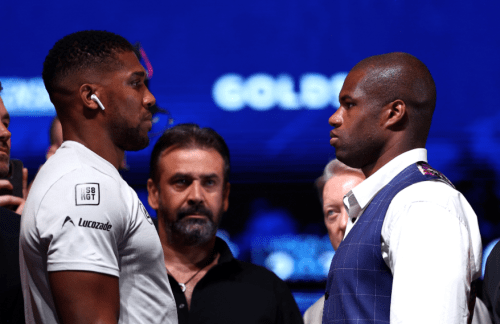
[[0, 81, 27, 323], [303, 159, 364, 324], [147, 123, 303, 324]]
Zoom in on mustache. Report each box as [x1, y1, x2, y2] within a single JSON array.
[[177, 205, 214, 221]]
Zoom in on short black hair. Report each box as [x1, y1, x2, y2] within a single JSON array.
[[42, 30, 135, 96], [150, 123, 230, 185]]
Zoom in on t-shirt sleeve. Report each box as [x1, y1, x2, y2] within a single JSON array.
[[36, 168, 127, 277]]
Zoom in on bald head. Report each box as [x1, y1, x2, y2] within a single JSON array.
[[353, 52, 436, 139]]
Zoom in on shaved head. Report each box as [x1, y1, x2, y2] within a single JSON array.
[[353, 52, 436, 139]]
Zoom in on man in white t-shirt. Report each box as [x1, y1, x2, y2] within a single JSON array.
[[20, 30, 178, 324]]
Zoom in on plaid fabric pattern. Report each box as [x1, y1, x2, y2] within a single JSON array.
[[322, 162, 448, 324]]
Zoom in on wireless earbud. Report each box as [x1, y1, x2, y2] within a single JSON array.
[[90, 94, 106, 111]]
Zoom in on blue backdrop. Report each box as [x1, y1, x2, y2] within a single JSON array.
[[2, 0, 500, 310]]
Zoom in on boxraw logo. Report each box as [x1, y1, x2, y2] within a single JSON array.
[[75, 183, 100, 206], [62, 216, 75, 228]]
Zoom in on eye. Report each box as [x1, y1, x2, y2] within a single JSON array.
[[203, 178, 217, 187], [172, 177, 191, 188], [131, 79, 142, 87], [3, 122, 9, 129], [325, 209, 340, 221], [345, 102, 355, 109]]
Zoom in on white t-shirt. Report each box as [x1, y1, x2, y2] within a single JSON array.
[[20, 141, 178, 324]]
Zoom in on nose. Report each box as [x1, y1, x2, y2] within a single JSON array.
[[144, 87, 156, 109], [187, 181, 205, 206], [0, 123, 11, 144], [339, 209, 349, 232], [329, 108, 343, 128]]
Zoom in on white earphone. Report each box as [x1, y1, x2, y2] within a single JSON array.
[[90, 94, 106, 111]]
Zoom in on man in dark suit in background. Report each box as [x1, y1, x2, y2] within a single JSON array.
[[0, 80, 28, 323]]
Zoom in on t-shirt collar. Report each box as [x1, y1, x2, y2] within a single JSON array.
[[61, 140, 120, 177]]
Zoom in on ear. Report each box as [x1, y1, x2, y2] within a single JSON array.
[[382, 99, 406, 129], [147, 178, 160, 210], [223, 182, 230, 212], [79, 84, 101, 111]]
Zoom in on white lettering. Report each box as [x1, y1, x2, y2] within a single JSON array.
[[242, 74, 275, 111], [213, 72, 347, 111], [300, 73, 331, 109], [212, 74, 245, 111], [0, 77, 55, 116]]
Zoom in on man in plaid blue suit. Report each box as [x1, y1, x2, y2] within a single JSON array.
[[323, 52, 482, 324]]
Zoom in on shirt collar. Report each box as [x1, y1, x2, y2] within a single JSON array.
[[350, 148, 428, 211]]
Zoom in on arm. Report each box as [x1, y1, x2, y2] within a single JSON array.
[[49, 271, 119, 324], [387, 201, 474, 323]]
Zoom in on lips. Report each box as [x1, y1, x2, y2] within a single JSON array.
[[330, 130, 339, 146]]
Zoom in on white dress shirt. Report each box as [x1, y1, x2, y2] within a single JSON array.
[[343, 148, 482, 324]]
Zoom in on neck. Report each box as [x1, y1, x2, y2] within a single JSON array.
[[62, 121, 124, 170], [362, 137, 423, 178]]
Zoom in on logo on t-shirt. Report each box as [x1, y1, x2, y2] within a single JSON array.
[[62, 216, 75, 228], [139, 201, 153, 225], [78, 218, 112, 231], [75, 183, 100, 206]]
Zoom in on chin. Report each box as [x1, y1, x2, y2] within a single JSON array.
[[123, 136, 150, 151]]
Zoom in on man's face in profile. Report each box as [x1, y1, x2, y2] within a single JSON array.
[[0, 97, 11, 178]]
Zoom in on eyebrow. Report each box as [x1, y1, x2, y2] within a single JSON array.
[[172, 172, 220, 179], [2, 113, 10, 121], [339, 95, 353, 102], [131, 71, 146, 78]]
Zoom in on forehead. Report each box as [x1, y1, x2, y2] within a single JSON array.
[[340, 68, 369, 97], [109, 51, 146, 77], [323, 174, 363, 204], [0, 97, 8, 118], [158, 147, 225, 178]]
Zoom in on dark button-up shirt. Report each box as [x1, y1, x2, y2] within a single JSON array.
[[169, 237, 303, 324]]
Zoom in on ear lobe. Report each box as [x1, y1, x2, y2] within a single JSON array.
[[147, 179, 159, 210], [80, 84, 101, 110], [384, 99, 406, 128]]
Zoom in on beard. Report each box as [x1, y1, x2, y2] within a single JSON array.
[[112, 123, 150, 151], [0, 156, 9, 179], [162, 204, 223, 246], [109, 111, 151, 152]]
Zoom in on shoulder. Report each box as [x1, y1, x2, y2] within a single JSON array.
[[231, 260, 292, 290], [391, 179, 471, 217], [25, 160, 126, 230]]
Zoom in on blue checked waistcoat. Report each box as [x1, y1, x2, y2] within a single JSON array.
[[322, 162, 454, 324]]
